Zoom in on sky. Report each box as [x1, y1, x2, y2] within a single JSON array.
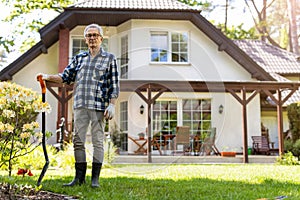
[[203, 0, 255, 28], [0, 0, 255, 69], [0, 4, 14, 65]]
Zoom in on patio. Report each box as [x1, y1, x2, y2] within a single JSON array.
[[112, 154, 278, 164]]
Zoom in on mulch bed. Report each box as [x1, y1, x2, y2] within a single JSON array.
[[0, 183, 79, 200]]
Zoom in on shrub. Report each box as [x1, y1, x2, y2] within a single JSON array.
[[284, 139, 300, 157], [104, 139, 117, 165], [0, 81, 51, 176], [292, 139, 300, 157], [284, 139, 294, 153], [276, 151, 300, 165], [287, 103, 300, 142], [53, 143, 76, 170], [10, 141, 116, 171], [15, 145, 59, 170]]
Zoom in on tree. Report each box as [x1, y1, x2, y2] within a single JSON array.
[[243, 0, 281, 46], [178, 0, 212, 7], [244, 0, 300, 52], [287, 0, 299, 54], [217, 23, 259, 39], [0, 49, 7, 68], [0, 0, 73, 54], [201, 0, 261, 40]]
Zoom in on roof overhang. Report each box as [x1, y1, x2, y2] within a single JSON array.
[[120, 80, 300, 93]]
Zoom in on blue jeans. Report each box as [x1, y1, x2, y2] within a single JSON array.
[[73, 108, 105, 163]]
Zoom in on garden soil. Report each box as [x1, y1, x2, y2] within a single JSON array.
[[0, 183, 78, 200]]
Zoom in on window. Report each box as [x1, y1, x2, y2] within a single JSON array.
[[151, 32, 168, 62], [151, 31, 188, 63], [71, 37, 109, 58], [152, 101, 177, 134], [120, 101, 128, 132], [152, 100, 177, 150], [120, 35, 128, 79], [72, 37, 88, 56], [182, 99, 211, 138], [118, 101, 128, 151], [151, 99, 211, 152], [101, 39, 109, 52], [171, 33, 188, 62]]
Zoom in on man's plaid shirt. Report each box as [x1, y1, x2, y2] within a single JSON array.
[[59, 48, 119, 111]]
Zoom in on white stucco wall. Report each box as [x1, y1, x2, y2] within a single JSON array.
[[213, 93, 261, 152], [261, 111, 289, 149], [126, 20, 253, 82]]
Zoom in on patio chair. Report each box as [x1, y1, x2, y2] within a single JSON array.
[[173, 126, 191, 155], [151, 134, 163, 155], [251, 136, 270, 155], [199, 127, 220, 156]]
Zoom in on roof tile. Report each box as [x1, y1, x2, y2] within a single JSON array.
[[70, 0, 199, 11], [234, 40, 300, 74], [235, 40, 300, 105]]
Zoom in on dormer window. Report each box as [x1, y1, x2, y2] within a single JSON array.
[[151, 31, 188, 63]]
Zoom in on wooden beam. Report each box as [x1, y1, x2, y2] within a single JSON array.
[[120, 80, 300, 93]]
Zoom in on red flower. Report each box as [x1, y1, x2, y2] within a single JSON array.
[[17, 169, 25, 175], [27, 170, 33, 176], [17, 168, 33, 177]]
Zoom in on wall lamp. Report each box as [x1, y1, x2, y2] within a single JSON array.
[[140, 105, 144, 114], [219, 104, 224, 114]]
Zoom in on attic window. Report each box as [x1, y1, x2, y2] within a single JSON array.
[[151, 31, 188, 63]]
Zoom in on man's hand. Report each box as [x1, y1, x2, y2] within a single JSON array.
[[104, 104, 115, 120]]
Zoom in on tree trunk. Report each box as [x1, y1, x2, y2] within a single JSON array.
[[287, 0, 299, 54], [224, 0, 229, 32], [261, 0, 267, 41]]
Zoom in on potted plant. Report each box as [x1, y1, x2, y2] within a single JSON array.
[[138, 132, 145, 140], [221, 147, 236, 157]]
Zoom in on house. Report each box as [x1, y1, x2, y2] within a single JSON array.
[[1, 0, 299, 162]]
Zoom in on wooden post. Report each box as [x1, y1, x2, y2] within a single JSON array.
[[277, 90, 284, 155], [147, 86, 152, 163], [241, 87, 249, 163]]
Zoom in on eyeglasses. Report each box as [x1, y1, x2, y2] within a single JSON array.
[[85, 33, 100, 38]]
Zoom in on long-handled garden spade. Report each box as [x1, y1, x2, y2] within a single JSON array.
[[37, 75, 49, 186]]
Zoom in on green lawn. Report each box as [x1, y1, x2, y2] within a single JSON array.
[[1, 164, 300, 200]]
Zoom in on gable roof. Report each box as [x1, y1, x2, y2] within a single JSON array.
[[234, 40, 300, 75], [0, 0, 274, 81]]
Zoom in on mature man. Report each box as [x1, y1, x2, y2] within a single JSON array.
[[38, 24, 119, 188]]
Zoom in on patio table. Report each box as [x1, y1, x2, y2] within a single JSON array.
[[128, 136, 147, 155], [152, 134, 176, 155]]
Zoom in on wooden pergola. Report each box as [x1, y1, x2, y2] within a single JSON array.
[[46, 80, 300, 163], [120, 80, 300, 163]]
